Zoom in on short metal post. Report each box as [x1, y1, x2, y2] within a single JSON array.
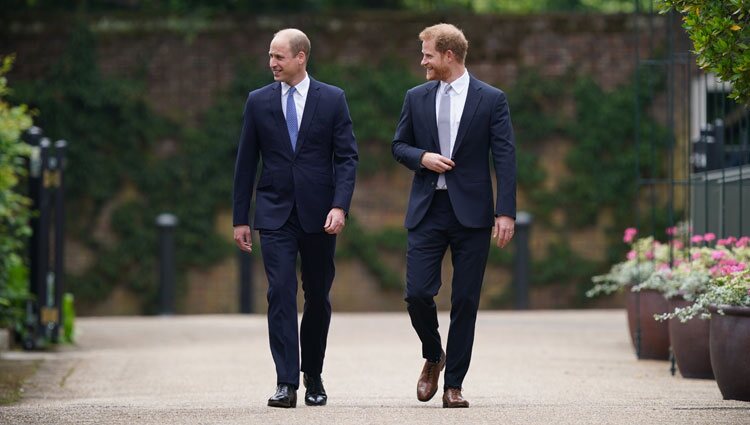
[[156, 213, 178, 315], [22, 127, 43, 349], [238, 250, 253, 313], [513, 211, 532, 310], [51, 140, 67, 342], [35, 138, 53, 344]]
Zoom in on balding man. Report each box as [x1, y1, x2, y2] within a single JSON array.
[[233, 28, 358, 408], [392, 23, 516, 408]]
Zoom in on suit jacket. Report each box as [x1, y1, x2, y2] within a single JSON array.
[[392, 75, 516, 230], [233, 77, 358, 233]]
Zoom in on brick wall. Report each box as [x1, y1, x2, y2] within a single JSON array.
[[1, 12, 667, 313]]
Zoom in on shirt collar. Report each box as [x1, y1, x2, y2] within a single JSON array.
[[282, 73, 310, 97], [440, 69, 469, 94]]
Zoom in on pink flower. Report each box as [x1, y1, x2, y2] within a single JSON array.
[[626, 250, 637, 260], [724, 264, 746, 274], [737, 237, 750, 248], [645, 251, 654, 260], [623, 228, 638, 244], [672, 240, 684, 249], [666, 226, 677, 236], [704, 233, 716, 242], [711, 251, 726, 261], [717, 238, 730, 247], [692, 252, 702, 260], [657, 263, 670, 271], [691, 235, 704, 244]]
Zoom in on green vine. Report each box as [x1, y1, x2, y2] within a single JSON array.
[[10, 23, 672, 310]]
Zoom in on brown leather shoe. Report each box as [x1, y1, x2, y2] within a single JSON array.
[[442, 387, 469, 408], [416, 351, 446, 402]]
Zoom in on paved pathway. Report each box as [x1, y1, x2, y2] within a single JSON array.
[[1, 311, 748, 424]]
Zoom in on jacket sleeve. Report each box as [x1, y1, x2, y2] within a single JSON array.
[[331, 91, 359, 213], [392, 91, 427, 172], [232, 93, 260, 226], [489, 91, 517, 219]]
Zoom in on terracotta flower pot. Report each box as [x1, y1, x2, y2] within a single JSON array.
[[625, 287, 670, 360], [709, 305, 750, 401], [667, 296, 713, 379]]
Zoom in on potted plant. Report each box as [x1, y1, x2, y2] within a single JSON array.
[[588, 229, 670, 360], [662, 265, 749, 401], [637, 235, 713, 378]]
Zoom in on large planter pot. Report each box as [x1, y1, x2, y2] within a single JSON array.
[[668, 296, 713, 379], [709, 305, 750, 401], [626, 287, 670, 360]]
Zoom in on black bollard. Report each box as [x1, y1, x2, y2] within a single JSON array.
[[513, 211, 532, 310], [36, 138, 54, 342], [22, 127, 43, 350], [238, 249, 254, 314], [51, 140, 67, 342], [156, 213, 178, 315]]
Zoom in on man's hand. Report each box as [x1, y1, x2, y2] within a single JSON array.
[[233, 225, 253, 253], [493, 215, 515, 248], [421, 152, 455, 173], [324, 208, 346, 235]]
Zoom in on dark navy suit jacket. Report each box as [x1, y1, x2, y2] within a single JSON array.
[[233, 77, 358, 233], [392, 75, 516, 229]]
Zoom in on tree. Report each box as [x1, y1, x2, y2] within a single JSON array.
[[660, 0, 750, 104]]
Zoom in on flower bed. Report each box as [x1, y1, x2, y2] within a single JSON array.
[[588, 227, 749, 398]]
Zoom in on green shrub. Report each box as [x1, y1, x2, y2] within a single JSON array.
[[0, 55, 34, 334], [660, 0, 750, 104]]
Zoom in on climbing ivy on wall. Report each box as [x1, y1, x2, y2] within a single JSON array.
[[12, 24, 670, 311]]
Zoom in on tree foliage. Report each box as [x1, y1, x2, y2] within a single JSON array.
[[0, 55, 33, 333], [660, 0, 750, 104]]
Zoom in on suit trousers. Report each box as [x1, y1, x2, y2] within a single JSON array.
[[405, 191, 491, 389], [260, 207, 336, 389]]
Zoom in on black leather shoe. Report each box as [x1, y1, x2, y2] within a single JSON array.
[[303, 373, 327, 406], [267, 384, 296, 408]]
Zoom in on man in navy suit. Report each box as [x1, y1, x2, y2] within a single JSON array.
[[232, 28, 358, 408], [392, 23, 516, 408]]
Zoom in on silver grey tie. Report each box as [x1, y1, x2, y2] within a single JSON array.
[[437, 84, 451, 189]]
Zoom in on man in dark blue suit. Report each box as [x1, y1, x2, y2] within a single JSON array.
[[232, 28, 358, 408], [392, 23, 516, 408]]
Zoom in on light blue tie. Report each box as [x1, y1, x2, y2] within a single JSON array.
[[286, 86, 298, 151]]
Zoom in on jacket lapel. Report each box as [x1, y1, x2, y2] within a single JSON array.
[[423, 81, 441, 152], [270, 83, 294, 154], [295, 77, 321, 157], [452, 76, 482, 156]]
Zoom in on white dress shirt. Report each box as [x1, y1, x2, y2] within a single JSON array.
[[281, 73, 310, 129], [435, 69, 470, 156]]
